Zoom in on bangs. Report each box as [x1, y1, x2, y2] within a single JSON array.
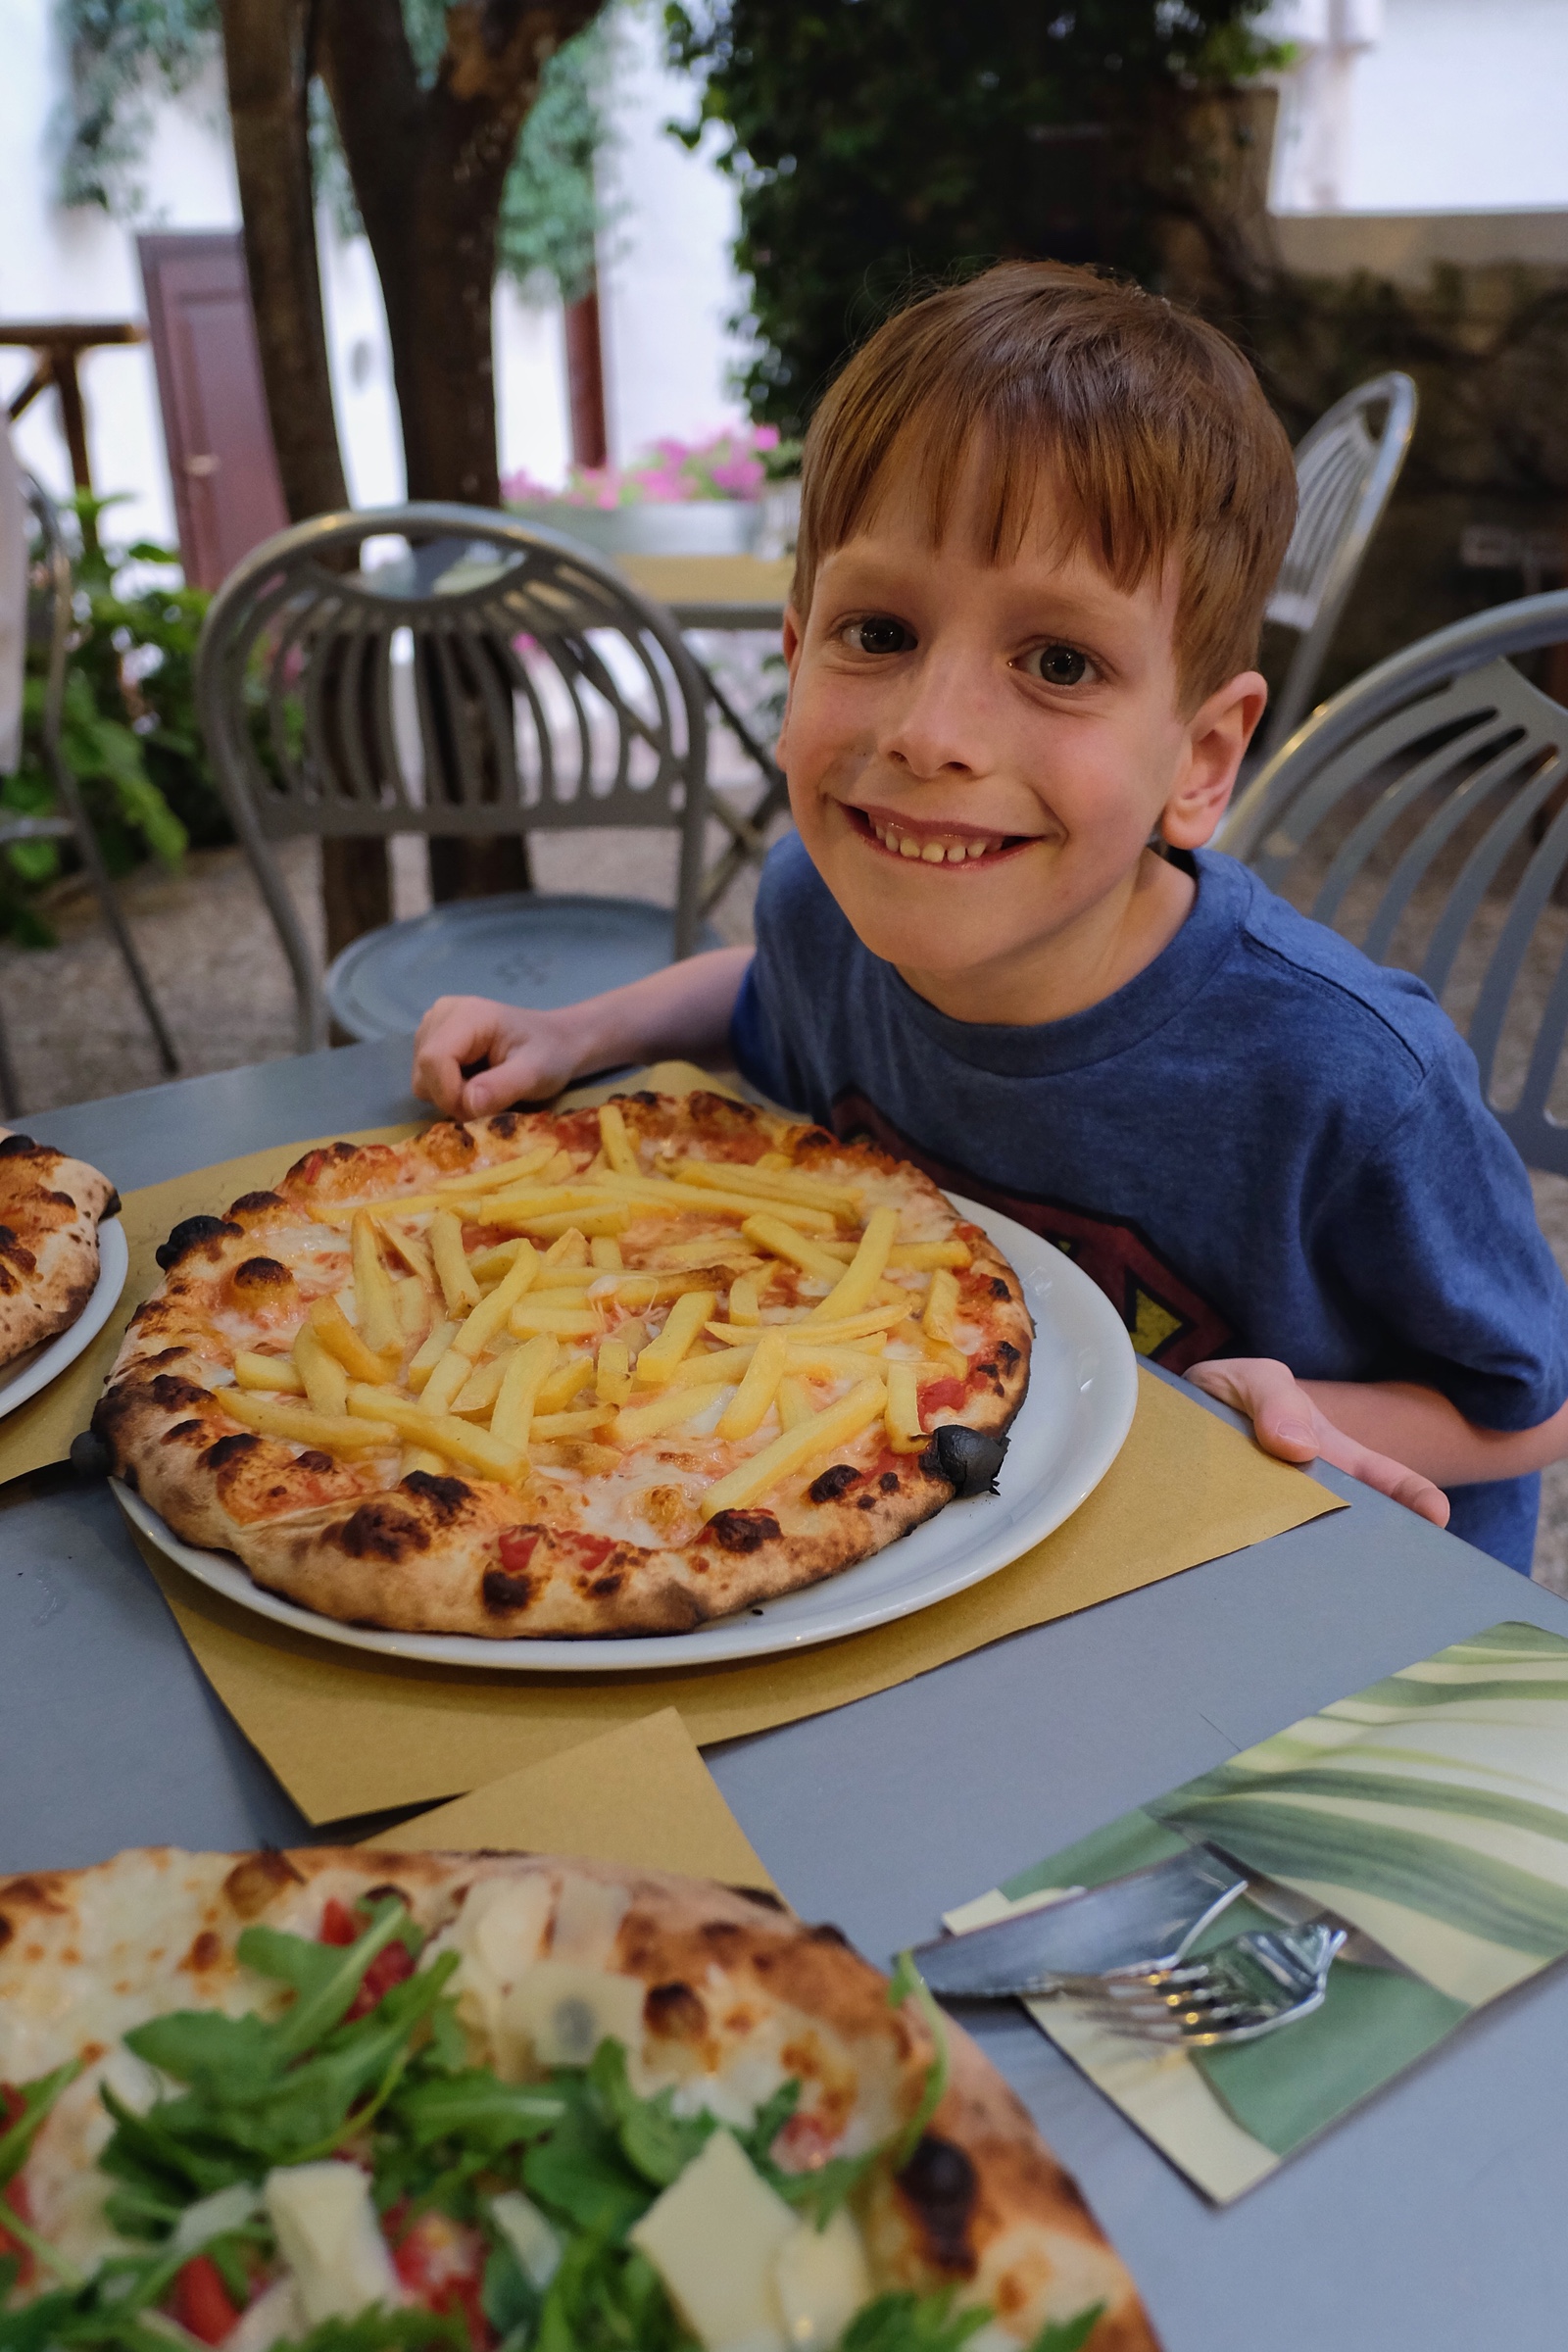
[[791, 263, 1297, 707]]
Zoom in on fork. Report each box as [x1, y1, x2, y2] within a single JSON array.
[[1045, 1921, 1348, 2047]]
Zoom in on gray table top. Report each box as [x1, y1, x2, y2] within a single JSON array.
[[10, 1043, 1568, 2352]]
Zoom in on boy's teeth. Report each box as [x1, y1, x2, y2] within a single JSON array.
[[871, 818, 1002, 861]]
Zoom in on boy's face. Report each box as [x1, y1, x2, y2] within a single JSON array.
[[777, 450, 1265, 1023]]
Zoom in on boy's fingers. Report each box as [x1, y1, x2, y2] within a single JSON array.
[[412, 998, 513, 1113], [1310, 1424, 1451, 1529], [460, 1051, 563, 1117], [1187, 1358, 1317, 1456]]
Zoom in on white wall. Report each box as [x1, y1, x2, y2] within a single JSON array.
[[1268, 0, 1568, 215], [593, 4, 752, 468]]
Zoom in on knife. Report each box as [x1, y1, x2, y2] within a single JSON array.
[[906, 1844, 1249, 1997]]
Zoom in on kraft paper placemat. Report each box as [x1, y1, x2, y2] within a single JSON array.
[[946, 1621, 1568, 2204], [0, 1059, 726, 1488], [123, 1366, 1341, 1825], [379, 1707, 777, 1894]]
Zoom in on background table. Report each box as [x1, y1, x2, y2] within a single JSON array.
[[10, 1040, 1568, 2352]]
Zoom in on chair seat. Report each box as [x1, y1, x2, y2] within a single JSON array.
[[323, 893, 724, 1042]]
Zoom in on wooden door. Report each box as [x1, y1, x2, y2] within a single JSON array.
[[137, 232, 288, 590]]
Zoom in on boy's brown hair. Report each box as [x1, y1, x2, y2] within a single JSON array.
[[793, 261, 1298, 710]]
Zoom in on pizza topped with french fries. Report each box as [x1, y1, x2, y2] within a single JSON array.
[[91, 1091, 1031, 1639]]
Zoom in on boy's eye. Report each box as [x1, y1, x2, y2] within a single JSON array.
[[843, 616, 915, 656], [1021, 643, 1096, 687]]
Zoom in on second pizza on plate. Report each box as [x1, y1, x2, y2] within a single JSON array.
[[93, 1090, 1032, 1639]]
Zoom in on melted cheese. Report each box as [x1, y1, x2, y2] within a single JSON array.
[[628, 2131, 797, 2352], [489, 2191, 562, 2290], [499, 1960, 647, 2072], [773, 2210, 871, 2351], [264, 2162, 402, 2325]]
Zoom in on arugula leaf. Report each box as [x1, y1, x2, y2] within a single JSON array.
[[839, 2288, 995, 2351], [240, 1900, 421, 2061], [389, 2072, 564, 2157], [480, 2240, 541, 2342], [738, 2077, 801, 2167], [272, 2313, 465, 2352], [532, 2231, 693, 2352], [586, 2042, 714, 2191], [0, 2066, 82, 2192], [521, 2082, 653, 2241], [1029, 2306, 1106, 2352]]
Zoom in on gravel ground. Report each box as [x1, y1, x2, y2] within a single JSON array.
[[5, 816, 1567, 1590]]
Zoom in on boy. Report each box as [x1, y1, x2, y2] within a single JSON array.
[[413, 262, 1568, 1571]]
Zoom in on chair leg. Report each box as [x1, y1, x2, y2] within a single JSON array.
[[44, 752, 181, 1077]]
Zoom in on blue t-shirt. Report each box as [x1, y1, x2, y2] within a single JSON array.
[[731, 836, 1568, 1572]]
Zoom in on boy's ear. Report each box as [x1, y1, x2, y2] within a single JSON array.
[[1160, 670, 1270, 851], [775, 605, 806, 763]]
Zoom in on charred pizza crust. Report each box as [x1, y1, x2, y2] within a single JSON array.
[[0, 1131, 119, 1371], [93, 1094, 1032, 1638], [0, 1845, 1156, 2351]]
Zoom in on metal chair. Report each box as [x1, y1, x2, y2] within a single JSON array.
[[1250, 372, 1419, 771], [1221, 588, 1568, 1178], [0, 475, 179, 1114], [194, 505, 719, 1053]]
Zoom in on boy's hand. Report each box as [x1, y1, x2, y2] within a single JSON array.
[[1186, 1356, 1450, 1528], [412, 996, 585, 1120]]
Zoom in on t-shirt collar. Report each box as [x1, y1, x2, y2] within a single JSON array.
[[884, 848, 1248, 1077]]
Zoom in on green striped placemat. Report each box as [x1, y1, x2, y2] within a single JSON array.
[[947, 1621, 1568, 2201]]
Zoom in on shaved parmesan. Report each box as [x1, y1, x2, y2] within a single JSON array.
[[500, 1960, 647, 2071], [223, 2277, 305, 2352], [629, 2130, 796, 2352], [171, 2180, 264, 2257], [773, 2209, 872, 2350], [490, 2190, 562, 2290], [264, 2162, 402, 2326]]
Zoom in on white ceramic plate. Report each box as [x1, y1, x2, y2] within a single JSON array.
[[0, 1218, 128, 1421], [115, 1195, 1137, 1673]]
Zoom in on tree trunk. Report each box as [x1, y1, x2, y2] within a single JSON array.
[[318, 0, 602, 906], [218, 0, 391, 964]]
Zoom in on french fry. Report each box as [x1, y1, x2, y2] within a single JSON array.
[[346, 1383, 525, 1482], [421, 1347, 474, 1417], [233, 1351, 306, 1394], [698, 1378, 886, 1520], [707, 1301, 912, 1348], [664, 1157, 861, 1219], [809, 1205, 900, 1323], [534, 1355, 596, 1412], [727, 1270, 765, 1326], [509, 1301, 604, 1340], [399, 1446, 446, 1478], [784, 1343, 891, 1381], [775, 1376, 812, 1432], [591, 1235, 623, 1270], [632, 1289, 717, 1386], [740, 1215, 846, 1282], [595, 1338, 632, 1406], [226, 1392, 397, 1450], [452, 1242, 540, 1358], [468, 1239, 530, 1284], [489, 1332, 559, 1451], [293, 1324, 350, 1417], [352, 1211, 410, 1358], [509, 1207, 630, 1243], [433, 1142, 556, 1195], [922, 1266, 960, 1346], [530, 1405, 616, 1441], [474, 1187, 605, 1227], [717, 1328, 790, 1441], [311, 1193, 448, 1226], [598, 1101, 641, 1177], [613, 1383, 729, 1446], [884, 1362, 928, 1454], [544, 1226, 590, 1268], [430, 1210, 481, 1313], [451, 1348, 516, 1417], [667, 1346, 758, 1388], [755, 1152, 790, 1171], [380, 1221, 435, 1285], [394, 1272, 431, 1341], [593, 1172, 838, 1232], [889, 1240, 971, 1270], [307, 1294, 395, 1384], [408, 1317, 460, 1391]]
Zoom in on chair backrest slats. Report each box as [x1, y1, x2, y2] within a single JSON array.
[[1221, 589, 1568, 1176]]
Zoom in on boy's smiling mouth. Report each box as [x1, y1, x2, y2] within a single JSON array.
[[846, 804, 1034, 866]]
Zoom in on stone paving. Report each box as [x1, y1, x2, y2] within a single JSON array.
[[4, 826, 1567, 1591]]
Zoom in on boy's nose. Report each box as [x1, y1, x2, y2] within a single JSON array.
[[880, 656, 996, 780]]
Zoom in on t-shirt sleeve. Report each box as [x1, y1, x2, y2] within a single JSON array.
[[1318, 1041, 1568, 1433]]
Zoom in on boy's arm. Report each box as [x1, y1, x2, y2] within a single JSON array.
[[1187, 1358, 1568, 1527], [411, 947, 755, 1120]]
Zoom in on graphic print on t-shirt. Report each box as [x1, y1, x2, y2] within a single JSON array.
[[830, 1088, 1234, 1373]]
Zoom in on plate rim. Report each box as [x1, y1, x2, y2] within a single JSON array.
[[116, 1194, 1137, 1673], [0, 1217, 129, 1421]]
